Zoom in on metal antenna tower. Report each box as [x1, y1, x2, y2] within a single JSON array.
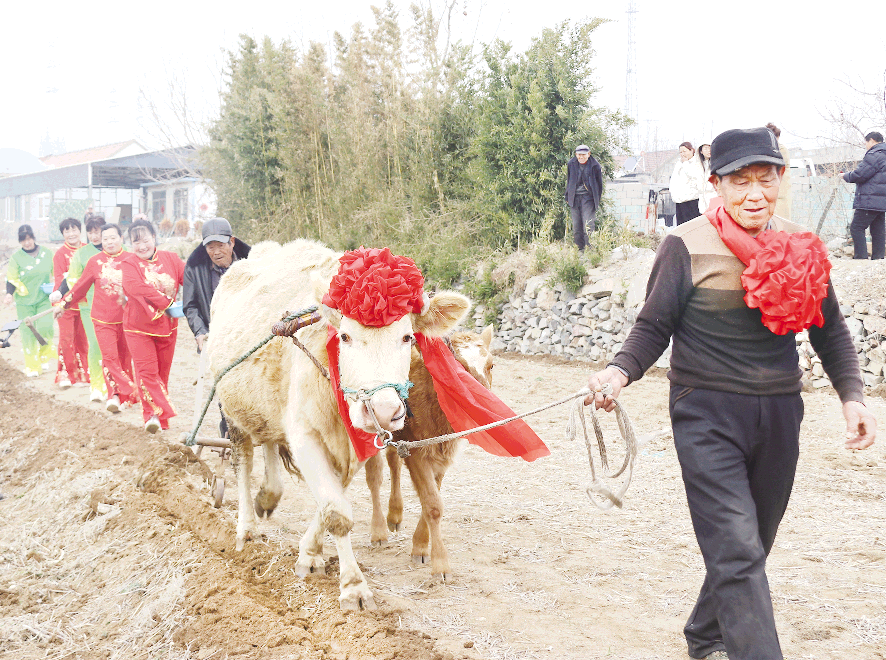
[[624, 0, 639, 152]]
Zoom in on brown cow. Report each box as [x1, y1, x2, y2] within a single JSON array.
[[365, 325, 494, 581]]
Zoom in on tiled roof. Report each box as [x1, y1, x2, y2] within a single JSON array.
[[40, 140, 146, 168], [637, 150, 679, 175]]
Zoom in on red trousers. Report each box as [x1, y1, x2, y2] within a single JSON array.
[[56, 308, 90, 384], [93, 322, 137, 404], [125, 330, 177, 429]]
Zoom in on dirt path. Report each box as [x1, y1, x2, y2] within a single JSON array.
[[1, 306, 885, 659]]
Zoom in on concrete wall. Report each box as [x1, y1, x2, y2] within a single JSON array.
[[605, 174, 856, 238]]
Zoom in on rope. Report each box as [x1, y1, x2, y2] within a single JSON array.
[[341, 380, 414, 401], [378, 384, 637, 511], [383, 389, 590, 454], [565, 387, 638, 511], [184, 305, 319, 446]]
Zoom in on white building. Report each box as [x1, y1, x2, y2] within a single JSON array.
[[0, 140, 216, 242]]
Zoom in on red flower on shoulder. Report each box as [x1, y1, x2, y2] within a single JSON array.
[[741, 230, 831, 335], [322, 247, 425, 327]]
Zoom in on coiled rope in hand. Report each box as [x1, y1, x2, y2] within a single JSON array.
[[376, 384, 637, 510], [565, 385, 638, 510]]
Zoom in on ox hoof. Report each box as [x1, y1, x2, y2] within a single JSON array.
[[254, 488, 281, 519], [339, 588, 377, 611], [294, 564, 326, 578], [411, 554, 429, 565], [436, 572, 451, 584], [371, 538, 387, 548], [235, 530, 253, 552], [295, 555, 326, 578], [387, 521, 401, 532]]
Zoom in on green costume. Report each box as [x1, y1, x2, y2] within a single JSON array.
[[66, 242, 105, 396], [7, 246, 56, 375]]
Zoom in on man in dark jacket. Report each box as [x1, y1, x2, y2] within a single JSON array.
[[183, 217, 251, 351], [589, 127, 876, 660], [564, 144, 604, 251], [841, 131, 886, 259]]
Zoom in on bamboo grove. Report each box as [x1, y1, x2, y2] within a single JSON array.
[[202, 2, 630, 285]]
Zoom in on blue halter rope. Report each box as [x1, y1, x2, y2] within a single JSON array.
[[340, 381, 414, 402]]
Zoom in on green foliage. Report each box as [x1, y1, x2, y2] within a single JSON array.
[[465, 263, 510, 326], [200, 9, 632, 286], [472, 20, 631, 248], [582, 197, 655, 268], [550, 248, 588, 293]]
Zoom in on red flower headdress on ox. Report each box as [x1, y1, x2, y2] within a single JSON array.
[[705, 204, 831, 335], [323, 247, 549, 462]]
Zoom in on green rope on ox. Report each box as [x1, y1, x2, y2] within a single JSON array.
[[340, 381, 414, 401], [184, 305, 319, 447]]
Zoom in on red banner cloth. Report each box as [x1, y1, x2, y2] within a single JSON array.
[[326, 326, 550, 462], [414, 333, 549, 462], [705, 204, 831, 335], [327, 325, 378, 462]]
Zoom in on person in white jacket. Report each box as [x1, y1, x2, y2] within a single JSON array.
[[670, 142, 705, 225], [697, 143, 718, 214]]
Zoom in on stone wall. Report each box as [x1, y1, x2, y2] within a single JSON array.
[[469, 246, 886, 389]]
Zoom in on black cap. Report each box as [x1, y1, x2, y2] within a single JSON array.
[[709, 127, 785, 176], [201, 217, 233, 246]]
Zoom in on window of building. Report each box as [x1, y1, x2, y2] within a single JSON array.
[[151, 190, 165, 222], [173, 188, 189, 219]]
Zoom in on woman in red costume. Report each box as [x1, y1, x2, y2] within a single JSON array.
[[55, 223, 137, 413], [121, 219, 185, 433], [52, 217, 90, 388]]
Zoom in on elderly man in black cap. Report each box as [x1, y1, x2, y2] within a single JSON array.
[[183, 218, 251, 352], [586, 127, 876, 660], [564, 144, 603, 251]]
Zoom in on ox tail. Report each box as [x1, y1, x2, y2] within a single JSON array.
[[278, 444, 303, 480]]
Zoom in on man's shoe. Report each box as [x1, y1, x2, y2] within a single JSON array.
[[145, 416, 161, 434], [701, 651, 728, 660], [90, 389, 104, 402], [58, 379, 72, 389], [106, 396, 121, 413]]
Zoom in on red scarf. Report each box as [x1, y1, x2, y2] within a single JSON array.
[[705, 204, 831, 335], [326, 325, 549, 462]]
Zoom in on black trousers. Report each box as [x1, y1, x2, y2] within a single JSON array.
[[569, 194, 597, 250], [675, 199, 700, 225], [670, 386, 803, 660], [849, 208, 886, 260]]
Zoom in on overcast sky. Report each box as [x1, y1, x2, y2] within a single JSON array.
[[1, 0, 883, 158]]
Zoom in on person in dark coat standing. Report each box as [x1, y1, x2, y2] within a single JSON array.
[[183, 218, 251, 352], [564, 144, 603, 251], [840, 131, 886, 260]]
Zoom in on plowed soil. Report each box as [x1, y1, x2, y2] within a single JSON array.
[[1, 302, 885, 659]]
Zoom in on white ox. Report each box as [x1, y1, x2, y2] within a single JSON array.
[[207, 240, 470, 610]]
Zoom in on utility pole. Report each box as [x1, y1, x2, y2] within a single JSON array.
[[624, 0, 639, 153]]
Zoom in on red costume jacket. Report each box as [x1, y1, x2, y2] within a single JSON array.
[[63, 250, 129, 324], [53, 243, 81, 310], [120, 251, 185, 337]]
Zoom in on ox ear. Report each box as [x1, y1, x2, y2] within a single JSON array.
[[310, 271, 332, 305], [480, 324, 494, 349], [413, 291, 471, 337], [321, 304, 342, 328], [311, 272, 341, 327]]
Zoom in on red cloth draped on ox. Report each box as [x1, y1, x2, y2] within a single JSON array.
[[321, 246, 548, 463], [704, 203, 831, 335], [326, 326, 549, 462]]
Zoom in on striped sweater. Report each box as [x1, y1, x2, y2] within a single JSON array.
[[610, 215, 863, 403]]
